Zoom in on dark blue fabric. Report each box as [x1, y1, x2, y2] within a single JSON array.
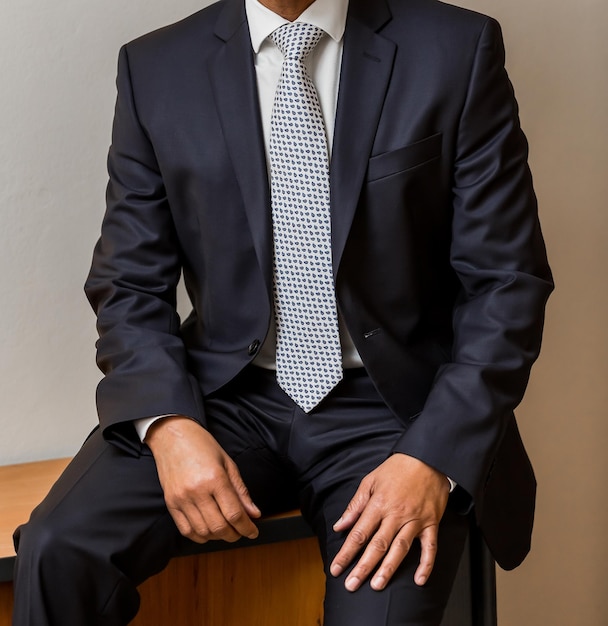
[[13, 368, 468, 625]]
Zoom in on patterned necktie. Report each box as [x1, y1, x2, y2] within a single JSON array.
[[269, 23, 343, 413]]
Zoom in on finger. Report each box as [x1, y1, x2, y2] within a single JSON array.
[[167, 501, 211, 543], [370, 525, 416, 591], [332, 480, 372, 532], [330, 507, 381, 578], [343, 522, 402, 592], [213, 476, 259, 540], [414, 525, 439, 586], [168, 483, 242, 544], [199, 496, 243, 543], [225, 461, 262, 520]]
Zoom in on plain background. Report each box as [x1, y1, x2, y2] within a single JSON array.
[[1, 0, 606, 623]]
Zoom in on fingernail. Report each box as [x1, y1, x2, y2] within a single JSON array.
[[345, 576, 359, 592], [333, 517, 343, 530], [330, 563, 342, 577], [371, 575, 386, 590]]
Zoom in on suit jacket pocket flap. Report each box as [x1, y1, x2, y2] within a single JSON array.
[[367, 132, 442, 181]]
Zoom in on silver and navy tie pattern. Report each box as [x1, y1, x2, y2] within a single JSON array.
[[269, 23, 343, 412]]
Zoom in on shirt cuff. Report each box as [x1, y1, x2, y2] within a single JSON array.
[[134, 415, 177, 442]]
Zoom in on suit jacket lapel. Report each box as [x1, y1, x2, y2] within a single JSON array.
[[208, 0, 273, 292], [208, 0, 396, 284], [331, 0, 395, 274]]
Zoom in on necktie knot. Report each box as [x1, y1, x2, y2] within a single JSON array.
[[270, 22, 324, 62]]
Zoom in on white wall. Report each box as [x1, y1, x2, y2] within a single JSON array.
[[0, 0, 213, 464], [1, 0, 607, 624]]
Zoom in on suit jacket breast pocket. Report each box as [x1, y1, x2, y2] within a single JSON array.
[[367, 132, 442, 182]]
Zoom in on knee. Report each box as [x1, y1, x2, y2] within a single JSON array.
[[12, 508, 142, 624], [14, 514, 74, 574]]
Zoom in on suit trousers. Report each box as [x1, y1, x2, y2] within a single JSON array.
[[12, 366, 469, 626]]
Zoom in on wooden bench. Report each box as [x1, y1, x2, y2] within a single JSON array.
[[0, 459, 496, 625]]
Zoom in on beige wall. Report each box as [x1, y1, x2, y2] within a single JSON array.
[[0, 0, 208, 464], [1, 0, 606, 624], [454, 1, 608, 623]]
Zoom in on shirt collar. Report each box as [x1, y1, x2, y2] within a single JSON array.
[[245, 0, 349, 53]]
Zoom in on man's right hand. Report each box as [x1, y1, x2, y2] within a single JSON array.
[[146, 416, 261, 543]]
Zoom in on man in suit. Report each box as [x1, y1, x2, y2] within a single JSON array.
[[12, 0, 552, 624]]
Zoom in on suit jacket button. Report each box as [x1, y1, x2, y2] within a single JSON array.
[[248, 340, 261, 356]]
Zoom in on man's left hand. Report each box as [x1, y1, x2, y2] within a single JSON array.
[[330, 453, 450, 591]]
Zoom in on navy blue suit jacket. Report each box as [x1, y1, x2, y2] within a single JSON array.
[[85, 0, 553, 570]]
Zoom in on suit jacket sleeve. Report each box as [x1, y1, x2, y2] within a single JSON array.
[[391, 18, 553, 509], [84, 45, 205, 452]]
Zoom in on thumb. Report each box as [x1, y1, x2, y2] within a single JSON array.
[[226, 460, 262, 518]]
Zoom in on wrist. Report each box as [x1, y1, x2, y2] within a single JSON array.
[[145, 415, 200, 448]]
